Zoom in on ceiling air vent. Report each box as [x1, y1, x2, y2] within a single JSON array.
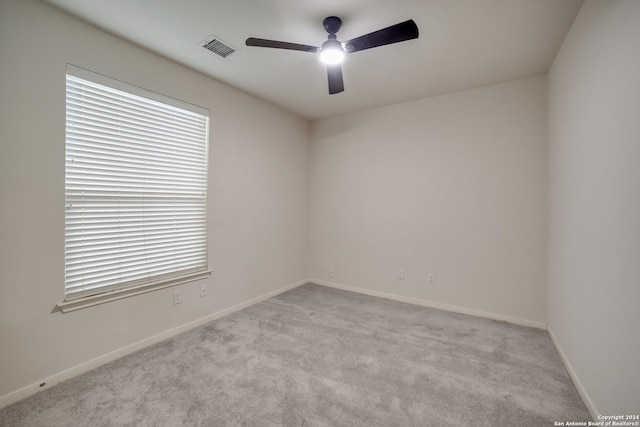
[[200, 35, 236, 58]]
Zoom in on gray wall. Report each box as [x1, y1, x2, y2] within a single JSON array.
[[309, 76, 548, 326], [547, 0, 640, 415], [0, 0, 309, 400]]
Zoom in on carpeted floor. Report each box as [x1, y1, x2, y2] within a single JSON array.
[[0, 283, 590, 426]]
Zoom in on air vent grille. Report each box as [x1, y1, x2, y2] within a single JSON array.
[[200, 36, 236, 58]]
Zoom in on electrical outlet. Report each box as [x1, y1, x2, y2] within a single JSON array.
[[329, 270, 334, 278], [428, 274, 435, 285], [173, 291, 182, 305], [397, 269, 404, 280], [200, 283, 207, 297]]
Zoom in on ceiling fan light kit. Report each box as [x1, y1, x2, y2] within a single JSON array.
[[319, 39, 345, 65], [246, 16, 419, 95]]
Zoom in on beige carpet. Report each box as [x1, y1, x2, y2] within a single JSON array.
[[0, 283, 590, 426]]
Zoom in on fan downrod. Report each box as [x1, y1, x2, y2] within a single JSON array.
[[323, 16, 342, 34]]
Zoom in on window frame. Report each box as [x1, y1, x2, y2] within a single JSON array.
[[59, 65, 211, 312]]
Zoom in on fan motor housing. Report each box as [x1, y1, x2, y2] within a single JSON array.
[[323, 16, 342, 34]]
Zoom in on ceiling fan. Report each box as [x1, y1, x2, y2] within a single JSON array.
[[246, 17, 419, 95]]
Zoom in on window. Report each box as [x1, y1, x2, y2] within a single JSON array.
[[61, 65, 210, 311]]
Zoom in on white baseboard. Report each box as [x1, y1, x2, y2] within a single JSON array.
[[0, 279, 307, 409], [309, 278, 547, 330], [547, 327, 598, 420]]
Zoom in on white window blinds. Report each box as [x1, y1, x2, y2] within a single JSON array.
[[64, 65, 209, 302]]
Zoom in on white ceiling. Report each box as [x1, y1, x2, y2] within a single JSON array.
[[43, 0, 583, 120]]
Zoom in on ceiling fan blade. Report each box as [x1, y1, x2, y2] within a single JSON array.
[[246, 38, 319, 53], [343, 20, 419, 53], [327, 64, 344, 94]]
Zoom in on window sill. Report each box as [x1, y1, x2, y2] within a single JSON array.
[[57, 270, 212, 313]]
